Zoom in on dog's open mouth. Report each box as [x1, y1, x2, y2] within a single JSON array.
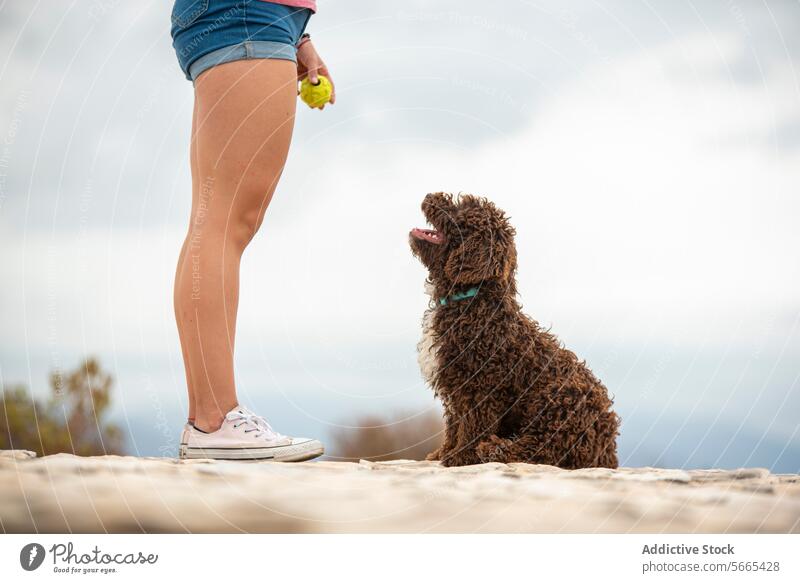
[[410, 227, 444, 245]]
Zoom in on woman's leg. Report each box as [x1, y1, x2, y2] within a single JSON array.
[[174, 58, 298, 433], [174, 98, 201, 426]]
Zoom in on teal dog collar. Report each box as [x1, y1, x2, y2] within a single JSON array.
[[439, 287, 479, 306]]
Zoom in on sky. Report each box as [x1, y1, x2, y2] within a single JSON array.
[[0, 0, 798, 470]]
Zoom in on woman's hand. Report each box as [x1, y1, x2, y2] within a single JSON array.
[[297, 40, 335, 107]]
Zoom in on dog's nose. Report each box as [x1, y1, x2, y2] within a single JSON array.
[[422, 192, 447, 212]]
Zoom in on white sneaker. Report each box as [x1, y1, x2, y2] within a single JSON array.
[[238, 405, 325, 462], [179, 407, 324, 462], [179, 422, 191, 449]]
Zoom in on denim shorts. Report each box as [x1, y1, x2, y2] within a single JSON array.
[[171, 0, 312, 82]]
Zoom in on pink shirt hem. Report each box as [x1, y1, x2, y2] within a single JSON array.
[[259, 0, 317, 13]]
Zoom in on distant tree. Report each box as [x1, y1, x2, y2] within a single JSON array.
[[0, 357, 124, 456], [330, 410, 443, 462]]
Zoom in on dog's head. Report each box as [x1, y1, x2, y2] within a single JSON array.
[[409, 193, 517, 294]]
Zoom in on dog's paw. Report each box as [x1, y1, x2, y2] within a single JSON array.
[[440, 454, 473, 467], [425, 447, 441, 461], [439, 455, 456, 467], [476, 435, 511, 463], [440, 449, 482, 467]]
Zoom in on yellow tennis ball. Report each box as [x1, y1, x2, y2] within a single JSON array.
[[299, 75, 332, 109]]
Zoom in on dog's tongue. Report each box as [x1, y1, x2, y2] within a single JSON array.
[[411, 228, 443, 244]]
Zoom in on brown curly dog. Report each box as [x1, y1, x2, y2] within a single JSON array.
[[410, 192, 620, 468]]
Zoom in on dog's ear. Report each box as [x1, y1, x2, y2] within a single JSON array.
[[444, 232, 516, 285]]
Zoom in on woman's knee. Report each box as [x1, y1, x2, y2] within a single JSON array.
[[227, 204, 262, 250], [191, 161, 276, 245], [184, 199, 258, 254], [225, 173, 277, 245]]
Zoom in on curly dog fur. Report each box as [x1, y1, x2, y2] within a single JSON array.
[[410, 193, 620, 468]]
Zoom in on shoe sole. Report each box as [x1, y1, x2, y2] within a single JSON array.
[[180, 442, 324, 463], [275, 445, 325, 463]]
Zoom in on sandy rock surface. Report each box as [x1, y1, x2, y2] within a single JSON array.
[[1, 451, 798, 533]]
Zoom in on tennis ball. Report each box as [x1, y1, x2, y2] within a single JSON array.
[[299, 75, 332, 109]]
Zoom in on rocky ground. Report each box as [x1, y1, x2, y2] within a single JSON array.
[[1, 450, 798, 533]]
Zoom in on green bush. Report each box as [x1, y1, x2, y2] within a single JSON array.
[[1, 357, 124, 456]]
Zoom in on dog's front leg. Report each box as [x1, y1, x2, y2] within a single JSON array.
[[425, 423, 456, 461], [426, 407, 459, 461], [440, 408, 502, 467]]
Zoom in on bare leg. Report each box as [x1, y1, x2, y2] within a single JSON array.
[[174, 98, 201, 425], [174, 58, 298, 432]]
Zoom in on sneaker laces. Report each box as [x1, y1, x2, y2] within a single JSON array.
[[237, 406, 287, 441], [225, 409, 268, 439]]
